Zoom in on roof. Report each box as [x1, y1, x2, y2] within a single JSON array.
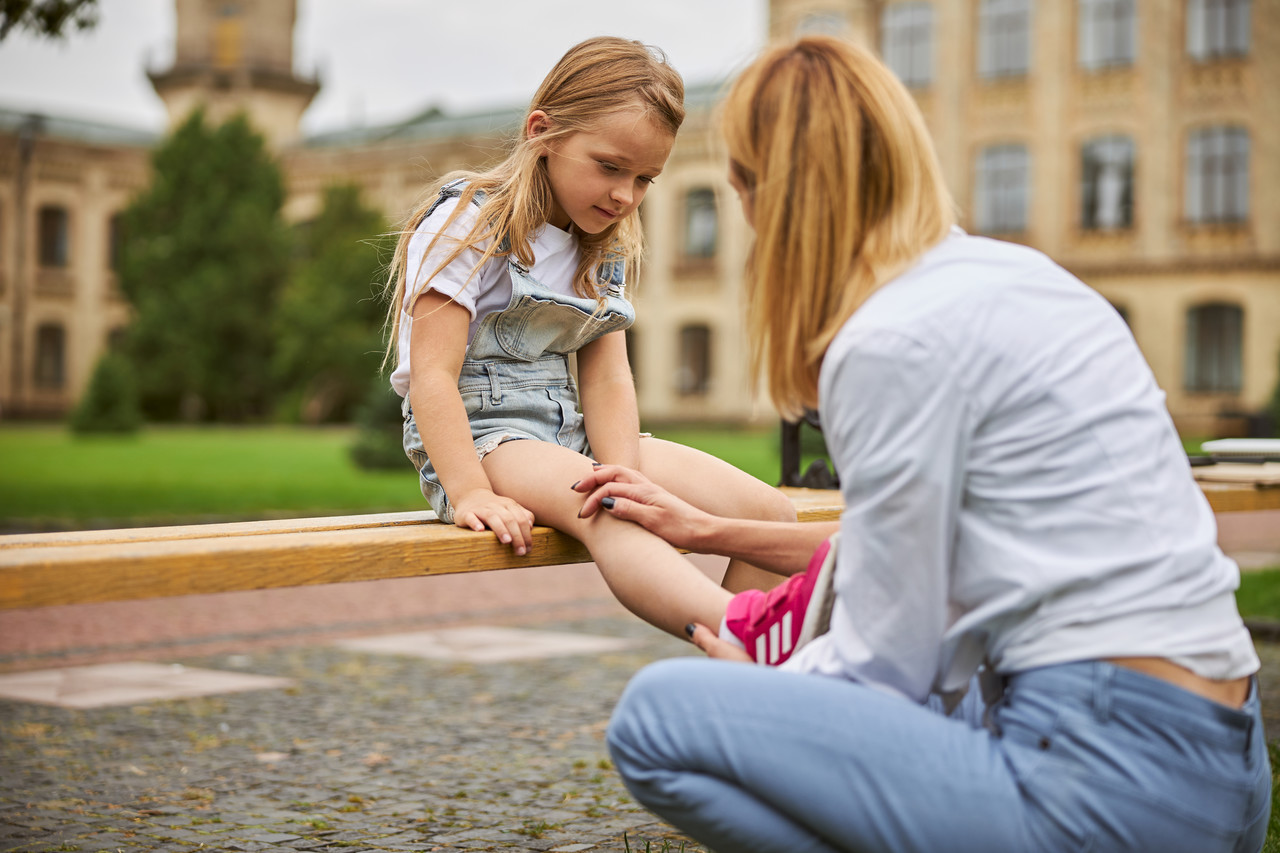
[[301, 78, 729, 149], [0, 106, 158, 147]]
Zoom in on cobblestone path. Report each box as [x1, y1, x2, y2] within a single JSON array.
[[0, 616, 706, 853]]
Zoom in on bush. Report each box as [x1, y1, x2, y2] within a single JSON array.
[[349, 380, 408, 470], [70, 351, 142, 434]]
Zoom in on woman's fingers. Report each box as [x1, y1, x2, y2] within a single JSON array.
[[687, 622, 753, 663], [571, 463, 651, 494], [577, 480, 661, 518]]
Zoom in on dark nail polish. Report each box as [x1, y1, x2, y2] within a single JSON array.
[[684, 623, 697, 639], [601, 497, 616, 510], [570, 480, 580, 490], [592, 462, 602, 468]]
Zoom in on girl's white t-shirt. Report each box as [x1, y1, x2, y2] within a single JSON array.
[[391, 196, 580, 397]]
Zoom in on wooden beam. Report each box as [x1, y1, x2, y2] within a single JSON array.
[[0, 483, 1270, 611]]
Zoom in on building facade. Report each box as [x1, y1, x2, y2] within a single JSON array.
[[1, 0, 1276, 434]]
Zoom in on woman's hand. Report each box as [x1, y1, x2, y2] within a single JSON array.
[[686, 622, 753, 663], [573, 464, 714, 552], [453, 488, 536, 556]]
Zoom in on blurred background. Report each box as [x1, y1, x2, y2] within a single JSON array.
[[0, 0, 1277, 531]]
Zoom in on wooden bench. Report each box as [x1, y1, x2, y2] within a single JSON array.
[[1, 484, 1273, 612]]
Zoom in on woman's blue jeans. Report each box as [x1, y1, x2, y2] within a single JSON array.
[[607, 658, 1270, 853]]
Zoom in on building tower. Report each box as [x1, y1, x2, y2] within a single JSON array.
[[148, 0, 319, 148]]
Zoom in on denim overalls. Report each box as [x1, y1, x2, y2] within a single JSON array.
[[402, 181, 635, 523]]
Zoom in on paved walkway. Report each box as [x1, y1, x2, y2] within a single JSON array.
[[1, 613, 708, 853]]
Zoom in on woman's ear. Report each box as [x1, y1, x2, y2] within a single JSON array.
[[525, 110, 553, 146]]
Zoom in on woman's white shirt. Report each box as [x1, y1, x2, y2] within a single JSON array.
[[390, 196, 579, 397], [783, 229, 1258, 702]]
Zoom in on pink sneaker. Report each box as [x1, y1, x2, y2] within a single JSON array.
[[724, 533, 840, 665]]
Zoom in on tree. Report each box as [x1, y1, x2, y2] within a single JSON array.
[[274, 184, 391, 423], [69, 350, 141, 434], [0, 0, 98, 41], [116, 110, 291, 422]]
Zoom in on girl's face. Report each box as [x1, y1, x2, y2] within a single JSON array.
[[529, 107, 674, 234]]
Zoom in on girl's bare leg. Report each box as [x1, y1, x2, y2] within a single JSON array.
[[637, 437, 798, 593], [482, 439, 733, 638]]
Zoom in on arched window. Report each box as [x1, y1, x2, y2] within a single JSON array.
[[1081, 136, 1135, 230], [677, 324, 712, 396], [1187, 0, 1251, 61], [682, 188, 717, 260], [1185, 127, 1249, 224], [1079, 0, 1136, 69], [882, 2, 934, 87], [38, 205, 69, 268], [978, 0, 1031, 78], [34, 323, 66, 389], [975, 144, 1030, 233], [1184, 303, 1243, 393]]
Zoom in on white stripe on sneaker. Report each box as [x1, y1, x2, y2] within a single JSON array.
[[769, 622, 780, 664], [781, 611, 793, 655], [756, 634, 767, 663]]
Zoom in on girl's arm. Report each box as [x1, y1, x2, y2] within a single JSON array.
[[409, 290, 534, 554], [576, 330, 640, 468]]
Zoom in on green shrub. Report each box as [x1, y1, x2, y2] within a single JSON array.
[[69, 352, 142, 435], [349, 380, 407, 470]]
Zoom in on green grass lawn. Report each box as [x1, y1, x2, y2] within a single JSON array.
[[1237, 569, 1280, 622], [0, 425, 423, 530], [0, 423, 795, 531]]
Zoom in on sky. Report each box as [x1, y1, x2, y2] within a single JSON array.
[[0, 0, 768, 134]]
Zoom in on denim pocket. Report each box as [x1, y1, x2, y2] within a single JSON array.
[[547, 385, 585, 448], [495, 296, 628, 360]]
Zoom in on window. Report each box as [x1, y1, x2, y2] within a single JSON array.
[[1081, 136, 1134, 230], [796, 11, 847, 36], [882, 3, 934, 87], [975, 144, 1030, 232], [978, 0, 1031, 78], [34, 323, 66, 389], [1079, 0, 1136, 69], [677, 324, 712, 396], [1185, 127, 1249, 224], [1187, 0, 1251, 60], [1184, 303, 1242, 393], [38, 205, 69, 268], [682, 188, 718, 260]]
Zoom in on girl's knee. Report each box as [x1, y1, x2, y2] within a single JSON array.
[[757, 485, 798, 523]]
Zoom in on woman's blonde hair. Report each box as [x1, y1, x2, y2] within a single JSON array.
[[382, 36, 684, 365], [722, 35, 955, 419]]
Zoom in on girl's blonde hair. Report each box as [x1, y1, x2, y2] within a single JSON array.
[[722, 36, 955, 419], [383, 36, 685, 364]]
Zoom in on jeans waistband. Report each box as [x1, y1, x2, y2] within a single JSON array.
[[457, 355, 572, 392], [1005, 661, 1257, 746]]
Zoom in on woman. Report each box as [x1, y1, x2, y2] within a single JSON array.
[[573, 36, 1269, 853]]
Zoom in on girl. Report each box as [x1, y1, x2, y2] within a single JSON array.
[[586, 36, 1270, 852], [383, 36, 796, 639]]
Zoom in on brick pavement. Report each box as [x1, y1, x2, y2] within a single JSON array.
[[4, 614, 1280, 852], [0, 614, 708, 853]]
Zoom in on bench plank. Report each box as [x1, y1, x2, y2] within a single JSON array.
[[0, 489, 843, 610], [0, 484, 1268, 611]]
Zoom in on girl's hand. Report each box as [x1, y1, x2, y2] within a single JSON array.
[[453, 489, 536, 556], [686, 622, 753, 663], [573, 464, 713, 552]]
